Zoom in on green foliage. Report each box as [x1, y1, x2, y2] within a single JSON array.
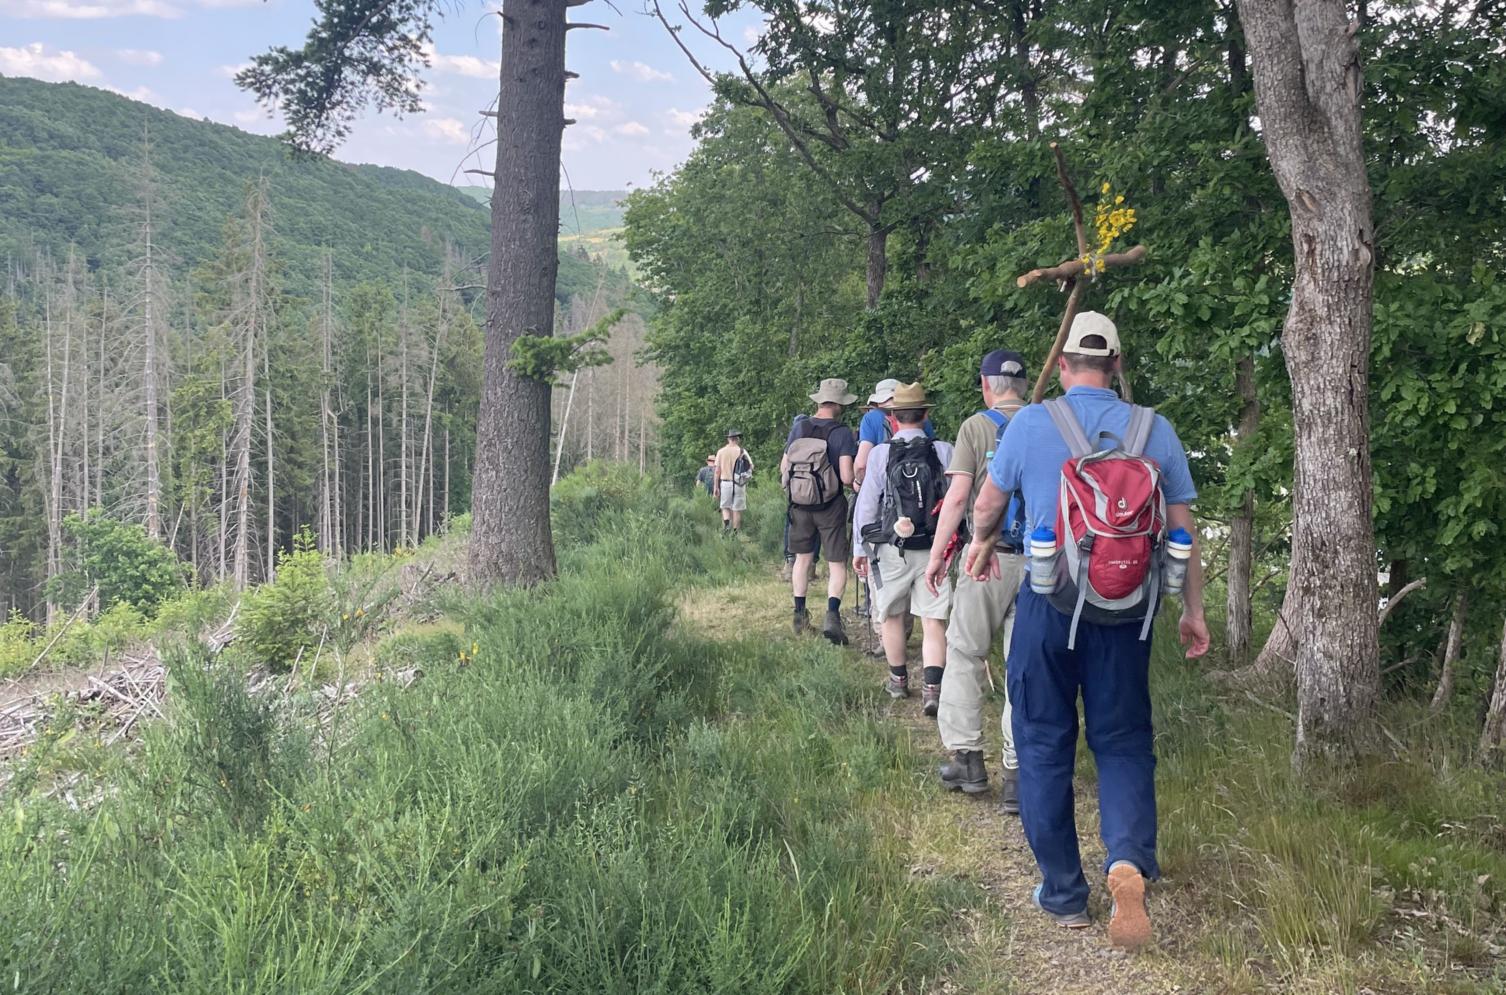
[[0, 476, 962, 993], [57, 511, 184, 616], [235, 527, 332, 673], [508, 307, 624, 383]]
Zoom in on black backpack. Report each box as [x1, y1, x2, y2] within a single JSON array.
[[874, 437, 946, 550]]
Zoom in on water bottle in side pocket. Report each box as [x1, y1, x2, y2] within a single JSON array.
[[1164, 527, 1193, 596], [1029, 526, 1059, 594]]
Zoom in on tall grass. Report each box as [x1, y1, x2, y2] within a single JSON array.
[[0, 464, 960, 993]]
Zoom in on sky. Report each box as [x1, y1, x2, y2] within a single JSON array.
[[0, 0, 763, 192]]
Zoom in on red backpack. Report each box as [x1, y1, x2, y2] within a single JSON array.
[[1043, 398, 1167, 649]]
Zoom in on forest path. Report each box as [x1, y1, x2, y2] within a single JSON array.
[[679, 563, 1228, 995]]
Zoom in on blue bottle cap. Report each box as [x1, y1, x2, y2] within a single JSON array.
[[1168, 527, 1193, 545], [1031, 526, 1056, 543]]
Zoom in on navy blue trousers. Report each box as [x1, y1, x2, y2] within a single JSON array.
[[1006, 586, 1159, 916]]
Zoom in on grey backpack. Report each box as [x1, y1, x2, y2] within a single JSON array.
[[782, 420, 840, 507]]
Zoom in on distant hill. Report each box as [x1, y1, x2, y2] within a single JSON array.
[[0, 76, 601, 302], [458, 186, 628, 236]]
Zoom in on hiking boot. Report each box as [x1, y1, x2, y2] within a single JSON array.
[[1032, 884, 1091, 930], [865, 644, 886, 659], [821, 609, 847, 645], [1106, 862, 1153, 950], [793, 607, 810, 635], [999, 767, 1020, 816], [780, 560, 794, 581], [921, 683, 941, 717], [885, 673, 909, 699], [938, 750, 988, 794]]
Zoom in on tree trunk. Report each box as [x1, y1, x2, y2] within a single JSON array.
[[1238, 0, 1379, 769], [865, 221, 888, 310], [263, 337, 275, 581], [467, 0, 567, 588], [1430, 590, 1468, 713], [1480, 613, 1506, 760], [1226, 354, 1260, 668], [319, 251, 335, 555]]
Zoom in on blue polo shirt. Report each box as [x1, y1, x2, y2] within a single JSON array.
[[988, 387, 1196, 531], [858, 408, 934, 446]]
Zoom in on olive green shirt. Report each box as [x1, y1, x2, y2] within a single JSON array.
[[947, 401, 1025, 505]]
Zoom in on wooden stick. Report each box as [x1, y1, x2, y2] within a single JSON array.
[[27, 586, 97, 672], [1016, 246, 1148, 288], [1030, 280, 1086, 404], [1052, 143, 1089, 260]]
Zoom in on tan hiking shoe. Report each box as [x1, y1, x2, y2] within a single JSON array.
[[1106, 862, 1152, 949]]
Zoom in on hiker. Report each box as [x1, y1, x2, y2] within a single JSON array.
[[852, 383, 953, 715], [965, 312, 1209, 950], [855, 378, 932, 653], [695, 455, 716, 498], [781, 378, 858, 644], [781, 413, 824, 581], [922, 350, 1030, 813], [713, 429, 753, 535]]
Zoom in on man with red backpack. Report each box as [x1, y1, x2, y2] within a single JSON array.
[[966, 312, 1210, 950], [852, 383, 954, 714]]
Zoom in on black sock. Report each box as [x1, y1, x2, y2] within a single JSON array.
[[889, 664, 908, 680], [794, 596, 807, 612], [923, 666, 943, 686], [827, 597, 841, 613]]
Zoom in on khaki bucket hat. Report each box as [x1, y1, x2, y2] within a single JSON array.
[[809, 378, 858, 406], [882, 382, 933, 410]]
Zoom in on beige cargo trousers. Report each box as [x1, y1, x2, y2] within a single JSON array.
[[937, 552, 1025, 769]]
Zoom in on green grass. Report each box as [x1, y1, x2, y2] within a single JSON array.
[[1147, 637, 1506, 992], [0, 464, 965, 993]]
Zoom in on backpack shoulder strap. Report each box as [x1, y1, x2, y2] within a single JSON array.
[[981, 408, 1008, 430], [1044, 397, 1093, 458], [1123, 405, 1156, 457]]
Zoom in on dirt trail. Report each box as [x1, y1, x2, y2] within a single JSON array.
[[680, 566, 1228, 995]]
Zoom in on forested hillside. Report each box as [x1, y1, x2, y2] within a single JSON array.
[[0, 77, 605, 302], [0, 78, 651, 621]]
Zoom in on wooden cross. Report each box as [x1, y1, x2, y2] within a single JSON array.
[[1016, 143, 1147, 404]]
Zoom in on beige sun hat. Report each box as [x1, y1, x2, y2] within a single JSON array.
[[881, 382, 933, 410], [809, 378, 858, 406], [1063, 311, 1121, 357]]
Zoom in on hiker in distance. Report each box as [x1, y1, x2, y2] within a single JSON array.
[[695, 454, 716, 498], [713, 429, 753, 536], [853, 383, 953, 715], [966, 312, 1210, 951], [782, 378, 859, 644], [923, 350, 1030, 814]]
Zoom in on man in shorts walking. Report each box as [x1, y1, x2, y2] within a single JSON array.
[[782, 379, 858, 644], [714, 429, 752, 535]]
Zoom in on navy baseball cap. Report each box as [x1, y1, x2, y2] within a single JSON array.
[[980, 349, 1028, 378]]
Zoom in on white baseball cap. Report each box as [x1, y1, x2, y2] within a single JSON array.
[[1063, 311, 1121, 357], [867, 377, 901, 405]]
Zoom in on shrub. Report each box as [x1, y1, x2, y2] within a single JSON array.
[[54, 510, 185, 616], [235, 527, 331, 673]]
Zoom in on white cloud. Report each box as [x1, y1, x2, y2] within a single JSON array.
[[421, 43, 498, 80], [742, 24, 762, 46], [609, 59, 672, 83], [422, 117, 471, 145], [233, 107, 265, 124], [105, 83, 157, 101], [175, 106, 203, 119], [115, 48, 163, 66], [0, 42, 101, 82], [614, 121, 650, 137], [216, 62, 249, 79], [0, 0, 181, 17], [563, 102, 601, 121], [665, 106, 704, 129]]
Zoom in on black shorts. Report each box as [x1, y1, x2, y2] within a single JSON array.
[[788, 495, 851, 561]]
